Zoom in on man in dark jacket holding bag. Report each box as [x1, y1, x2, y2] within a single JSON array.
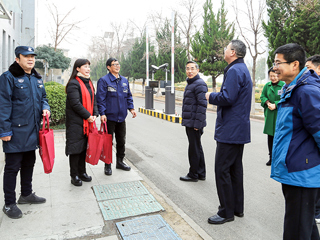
[[96, 58, 137, 176], [206, 40, 252, 224], [180, 61, 208, 182], [0, 46, 50, 219]]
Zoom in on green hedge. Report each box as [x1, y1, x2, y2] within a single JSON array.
[[45, 83, 66, 125]]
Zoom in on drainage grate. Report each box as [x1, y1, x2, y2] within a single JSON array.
[[116, 214, 182, 240]]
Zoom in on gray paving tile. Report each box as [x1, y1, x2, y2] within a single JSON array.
[[116, 215, 181, 240]]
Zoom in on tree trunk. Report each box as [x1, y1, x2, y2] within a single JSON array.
[[251, 56, 257, 114], [211, 75, 217, 111], [211, 76, 217, 93]]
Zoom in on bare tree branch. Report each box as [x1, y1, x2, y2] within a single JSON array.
[[47, 3, 86, 51]]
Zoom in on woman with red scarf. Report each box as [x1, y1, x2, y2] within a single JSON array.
[[65, 59, 99, 186]]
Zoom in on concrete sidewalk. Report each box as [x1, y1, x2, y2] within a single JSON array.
[[0, 130, 211, 240]]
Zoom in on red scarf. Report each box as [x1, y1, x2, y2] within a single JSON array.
[[75, 76, 94, 136]]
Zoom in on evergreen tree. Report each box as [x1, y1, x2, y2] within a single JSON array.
[[263, 0, 320, 67], [190, 0, 234, 92], [90, 60, 108, 81], [154, 17, 188, 83], [35, 45, 71, 71]]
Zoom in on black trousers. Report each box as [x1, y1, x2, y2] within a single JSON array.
[[69, 150, 86, 178], [316, 199, 320, 216], [105, 120, 126, 167], [282, 184, 320, 240], [3, 151, 36, 205], [185, 127, 206, 179], [267, 135, 274, 161], [215, 142, 244, 218]]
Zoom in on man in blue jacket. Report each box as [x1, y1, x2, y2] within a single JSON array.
[[96, 58, 136, 176], [180, 61, 208, 182], [205, 40, 252, 224], [0, 46, 50, 219], [271, 43, 320, 240]]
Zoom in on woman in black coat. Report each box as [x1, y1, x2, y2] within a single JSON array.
[[65, 59, 99, 186]]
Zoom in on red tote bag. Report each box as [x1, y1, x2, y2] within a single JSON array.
[[85, 122, 103, 165], [39, 115, 55, 174], [99, 122, 113, 164]]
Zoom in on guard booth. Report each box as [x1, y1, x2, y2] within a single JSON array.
[[145, 81, 158, 110]]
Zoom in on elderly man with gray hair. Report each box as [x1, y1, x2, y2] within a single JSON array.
[[205, 39, 252, 224]]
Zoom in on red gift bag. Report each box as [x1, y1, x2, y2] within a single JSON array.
[[85, 122, 103, 165], [39, 115, 55, 174], [99, 122, 113, 164]]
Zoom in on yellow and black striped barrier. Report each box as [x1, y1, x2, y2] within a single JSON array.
[[139, 107, 182, 124]]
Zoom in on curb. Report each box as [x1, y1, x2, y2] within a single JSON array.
[[138, 107, 182, 124]]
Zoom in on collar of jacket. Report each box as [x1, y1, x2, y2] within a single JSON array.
[[281, 67, 310, 101], [224, 58, 244, 74], [108, 72, 121, 82], [267, 81, 283, 87], [186, 74, 200, 84], [8, 61, 42, 79]]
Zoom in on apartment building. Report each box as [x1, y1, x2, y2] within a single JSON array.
[[0, 0, 35, 74]]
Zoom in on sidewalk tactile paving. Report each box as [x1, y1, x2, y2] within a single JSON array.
[[93, 181, 164, 221], [116, 215, 182, 240]]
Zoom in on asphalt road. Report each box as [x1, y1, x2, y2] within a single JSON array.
[[125, 96, 286, 240]]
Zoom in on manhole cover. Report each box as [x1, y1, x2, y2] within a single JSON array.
[[93, 181, 164, 221], [116, 215, 181, 239]]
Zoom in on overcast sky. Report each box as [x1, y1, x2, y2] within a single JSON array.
[[35, 0, 266, 60]]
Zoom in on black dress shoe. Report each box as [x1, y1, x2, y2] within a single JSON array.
[[198, 176, 206, 181], [180, 175, 198, 182], [79, 173, 92, 182], [234, 212, 244, 217], [116, 158, 131, 171], [208, 214, 234, 224], [217, 205, 244, 217], [266, 160, 271, 166], [105, 164, 112, 175], [71, 176, 82, 186]]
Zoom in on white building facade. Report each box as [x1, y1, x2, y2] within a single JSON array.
[[0, 0, 35, 74]]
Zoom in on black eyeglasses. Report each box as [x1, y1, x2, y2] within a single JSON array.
[[111, 63, 120, 67]]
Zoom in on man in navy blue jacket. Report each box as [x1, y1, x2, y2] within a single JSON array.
[[180, 61, 208, 182], [96, 58, 136, 176], [0, 46, 50, 219], [205, 40, 252, 224]]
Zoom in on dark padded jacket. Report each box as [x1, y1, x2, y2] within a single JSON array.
[[0, 62, 50, 153], [65, 77, 98, 156], [181, 74, 208, 129]]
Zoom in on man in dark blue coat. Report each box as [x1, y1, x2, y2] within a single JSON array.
[[96, 58, 136, 176], [0, 46, 50, 219], [180, 61, 208, 182], [206, 40, 252, 224]]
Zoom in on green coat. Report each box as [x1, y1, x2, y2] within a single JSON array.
[[260, 81, 285, 136]]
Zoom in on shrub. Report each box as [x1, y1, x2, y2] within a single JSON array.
[[255, 93, 261, 103], [45, 83, 66, 125], [255, 89, 260, 93], [44, 81, 62, 87]]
